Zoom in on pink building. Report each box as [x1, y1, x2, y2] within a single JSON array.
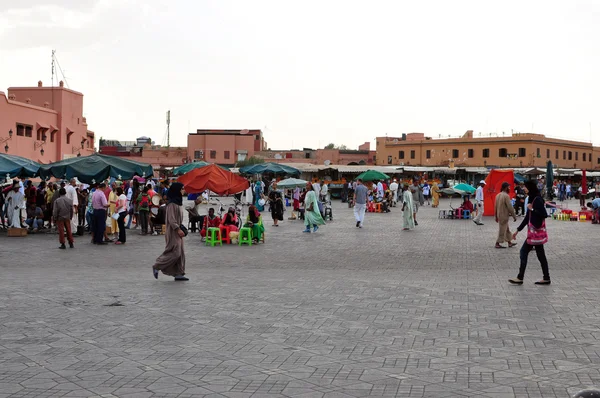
[[187, 129, 267, 166], [0, 80, 94, 163]]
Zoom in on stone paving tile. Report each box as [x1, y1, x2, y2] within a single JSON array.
[[1, 198, 600, 397]]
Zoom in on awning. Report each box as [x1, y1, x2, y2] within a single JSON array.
[[36, 122, 49, 130]]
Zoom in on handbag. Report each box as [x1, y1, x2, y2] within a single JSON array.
[[526, 198, 548, 245], [179, 224, 188, 237], [111, 212, 120, 221]]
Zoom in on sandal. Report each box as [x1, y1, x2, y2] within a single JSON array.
[[535, 280, 551, 285], [508, 242, 517, 247], [508, 278, 523, 284], [495, 243, 506, 249]]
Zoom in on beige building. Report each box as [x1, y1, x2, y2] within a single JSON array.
[[376, 131, 600, 170]]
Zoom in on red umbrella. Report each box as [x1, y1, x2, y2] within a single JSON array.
[[178, 164, 249, 195]]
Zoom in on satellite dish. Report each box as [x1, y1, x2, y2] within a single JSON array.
[[324, 160, 331, 166], [240, 129, 249, 134]]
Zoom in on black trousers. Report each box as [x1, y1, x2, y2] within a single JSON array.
[[117, 211, 127, 243], [93, 209, 107, 243], [517, 241, 550, 281]]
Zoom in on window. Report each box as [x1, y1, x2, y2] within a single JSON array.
[[575, 152, 578, 161], [16, 124, 25, 136], [410, 150, 415, 159], [426, 150, 431, 159], [583, 153, 587, 162], [194, 150, 203, 159], [66, 132, 71, 144], [518, 148, 526, 157], [305, 152, 311, 159], [537, 148, 541, 157], [482, 148, 490, 158], [210, 150, 216, 159], [468, 149, 474, 158], [399, 150, 405, 159], [25, 126, 32, 137], [556, 150, 559, 159], [499, 148, 508, 158], [547, 149, 550, 158], [387, 156, 392, 165], [598, 157, 600, 165], [568, 151, 572, 160], [224, 150, 230, 160], [452, 149, 459, 158], [563, 150, 566, 160]]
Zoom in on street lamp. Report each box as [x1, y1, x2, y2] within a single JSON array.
[[4, 144, 8, 153], [8, 129, 12, 138], [40, 148, 45, 156]]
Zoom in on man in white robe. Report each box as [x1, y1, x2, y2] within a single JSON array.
[[5, 182, 25, 228], [65, 178, 79, 231]]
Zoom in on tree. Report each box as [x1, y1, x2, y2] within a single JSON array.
[[324, 143, 348, 150], [339, 144, 348, 150], [235, 156, 265, 168], [324, 143, 336, 149]]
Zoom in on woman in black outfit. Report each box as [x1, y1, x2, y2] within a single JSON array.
[[268, 183, 284, 226], [509, 180, 551, 285]]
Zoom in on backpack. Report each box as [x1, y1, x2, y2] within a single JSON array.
[[140, 194, 149, 208]]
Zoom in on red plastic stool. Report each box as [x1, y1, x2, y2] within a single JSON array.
[[219, 226, 232, 244]]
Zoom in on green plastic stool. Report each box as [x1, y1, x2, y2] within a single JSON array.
[[205, 227, 222, 246], [238, 227, 252, 246]]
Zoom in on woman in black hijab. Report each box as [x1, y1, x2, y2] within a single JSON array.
[[152, 182, 188, 281], [509, 180, 551, 285]]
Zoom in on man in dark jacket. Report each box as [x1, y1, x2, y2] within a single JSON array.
[[53, 188, 74, 249], [509, 181, 550, 285]]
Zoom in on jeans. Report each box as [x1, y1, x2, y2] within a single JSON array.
[[518, 241, 550, 281], [26, 218, 42, 229], [139, 210, 149, 234], [86, 211, 93, 229], [117, 211, 126, 243], [93, 209, 107, 243], [56, 219, 74, 245], [354, 203, 366, 224]]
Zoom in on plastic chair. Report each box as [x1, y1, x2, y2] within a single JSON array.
[[219, 226, 231, 244], [462, 210, 471, 219], [455, 209, 463, 219], [374, 203, 383, 213], [205, 227, 222, 246], [238, 227, 252, 246]]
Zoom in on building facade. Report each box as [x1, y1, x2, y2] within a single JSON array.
[[99, 137, 187, 169], [377, 131, 600, 170], [0, 81, 94, 163], [256, 142, 376, 166], [187, 129, 267, 166]]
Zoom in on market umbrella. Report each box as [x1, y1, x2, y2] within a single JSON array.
[[355, 170, 390, 182], [453, 183, 476, 195], [546, 160, 554, 199], [522, 167, 546, 176], [173, 161, 209, 176], [39, 153, 154, 184], [178, 164, 250, 195], [275, 178, 308, 189], [0, 153, 41, 178], [239, 162, 300, 176]]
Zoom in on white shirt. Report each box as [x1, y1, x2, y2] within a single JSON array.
[[320, 184, 328, 195], [65, 185, 79, 206], [422, 185, 430, 195], [376, 181, 384, 196], [312, 182, 321, 196], [475, 186, 484, 202], [390, 182, 398, 192], [117, 194, 128, 213]]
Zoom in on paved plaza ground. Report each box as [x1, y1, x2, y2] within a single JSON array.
[[1, 198, 599, 398]]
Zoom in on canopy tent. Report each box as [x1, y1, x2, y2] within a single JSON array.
[[522, 167, 546, 176], [483, 169, 515, 216], [39, 153, 154, 184], [0, 153, 41, 178], [173, 161, 209, 176], [275, 178, 308, 189], [239, 162, 300, 176], [355, 170, 390, 182], [178, 164, 250, 195]]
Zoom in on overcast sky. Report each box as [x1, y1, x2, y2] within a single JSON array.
[[1, 0, 599, 150]]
